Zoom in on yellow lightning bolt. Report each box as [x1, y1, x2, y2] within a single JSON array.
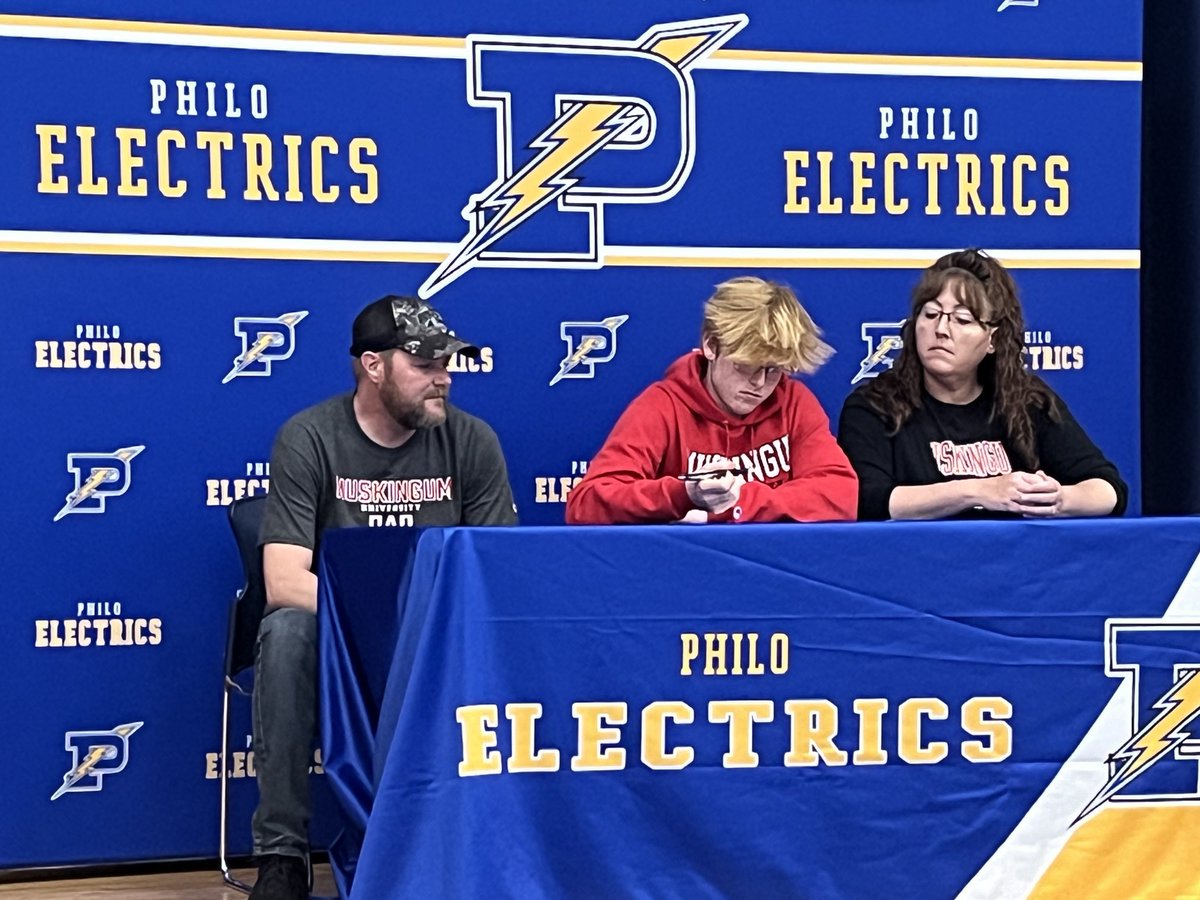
[[418, 16, 747, 299], [421, 101, 639, 297], [501, 102, 627, 224], [1075, 669, 1200, 824], [223, 333, 277, 384], [54, 445, 145, 521], [851, 335, 903, 384], [52, 746, 108, 801], [550, 337, 602, 387], [74, 468, 118, 501]]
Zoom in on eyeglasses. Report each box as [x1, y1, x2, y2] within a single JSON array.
[[730, 360, 787, 379], [917, 304, 992, 330]]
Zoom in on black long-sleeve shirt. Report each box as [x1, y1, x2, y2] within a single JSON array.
[[837, 381, 1128, 520]]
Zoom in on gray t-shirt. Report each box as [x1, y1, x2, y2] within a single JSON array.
[[261, 392, 517, 556]]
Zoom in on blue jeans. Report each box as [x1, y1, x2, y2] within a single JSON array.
[[252, 606, 316, 860]]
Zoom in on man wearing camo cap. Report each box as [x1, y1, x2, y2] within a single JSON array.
[[250, 295, 517, 899]]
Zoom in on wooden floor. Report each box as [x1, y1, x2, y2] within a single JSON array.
[[0, 864, 337, 899]]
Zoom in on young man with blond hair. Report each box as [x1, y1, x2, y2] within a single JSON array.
[[566, 276, 858, 524]]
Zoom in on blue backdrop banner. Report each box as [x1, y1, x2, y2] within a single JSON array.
[[2, 1, 1142, 871]]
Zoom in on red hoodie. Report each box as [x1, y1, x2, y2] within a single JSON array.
[[566, 351, 858, 524]]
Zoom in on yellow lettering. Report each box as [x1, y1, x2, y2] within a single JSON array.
[[36, 124, 69, 194], [1012, 154, 1037, 215], [243, 134, 279, 201], [746, 633, 765, 675], [916, 153, 948, 214], [157, 129, 187, 197], [816, 150, 842, 213], [196, 131, 233, 199], [571, 701, 627, 770], [883, 152, 909, 214], [349, 137, 378, 203], [783, 699, 848, 766], [456, 704, 502, 776], [641, 701, 695, 770], [850, 150, 876, 214], [783, 150, 810, 213], [961, 696, 1013, 762], [680, 633, 699, 675], [704, 632, 728, 675], [988, 153, 1007, 215], [710, 700, 773, 767], [283, 134, 304, 202], [899, 698, 949, 764], [730, 633, 744, 675], [769, 633, 789, 674], [505, 703, 560, 772], [852, 698, 889, 764], [955, 153, 985, 214], [311, 136, 339, 203], [115, 127, 148, 197], [1045, 154, 1069, 216], [76, 126, 109, 195]]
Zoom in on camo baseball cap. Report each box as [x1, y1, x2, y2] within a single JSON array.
[[349, 295, 479, 360]]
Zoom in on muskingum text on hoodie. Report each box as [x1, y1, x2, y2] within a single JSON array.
[[686, 435, 791, 483]]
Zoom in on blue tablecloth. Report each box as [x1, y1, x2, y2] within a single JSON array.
[[318, 519, 1200, 899]]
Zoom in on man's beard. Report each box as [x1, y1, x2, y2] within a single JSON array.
[[380, 382, 448, 430]]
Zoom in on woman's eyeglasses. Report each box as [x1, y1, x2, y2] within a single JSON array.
[[918, 305, 992, 330]]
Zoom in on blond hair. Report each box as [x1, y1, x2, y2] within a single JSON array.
[[701, 276, 833, 374]]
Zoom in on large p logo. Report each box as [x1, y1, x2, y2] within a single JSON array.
[[419, 15, 747, 298]]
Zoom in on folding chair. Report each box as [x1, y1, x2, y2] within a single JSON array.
[[220, 494, 270, 893]]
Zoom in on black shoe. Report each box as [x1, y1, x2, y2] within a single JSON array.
[[249, 853, 309, 900]]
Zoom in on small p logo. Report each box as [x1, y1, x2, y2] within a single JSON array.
[[549, 315, 629, 385], [223, 311, 309, 383], [52, 722, 144, 799]]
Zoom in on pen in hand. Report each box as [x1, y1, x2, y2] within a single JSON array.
[[677, 468, 745, 482]]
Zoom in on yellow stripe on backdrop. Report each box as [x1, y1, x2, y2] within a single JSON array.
[[1031, 806, 1200, 898], [0, 15, 1144, 83]]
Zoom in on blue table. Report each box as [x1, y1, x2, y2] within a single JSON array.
[[318, 520, 1200, 899]]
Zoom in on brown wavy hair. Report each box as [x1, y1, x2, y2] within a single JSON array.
[[863, 248, 1058, 468]]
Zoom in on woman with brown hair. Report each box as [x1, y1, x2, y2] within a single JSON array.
[[837, 249, 1127, 520]]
